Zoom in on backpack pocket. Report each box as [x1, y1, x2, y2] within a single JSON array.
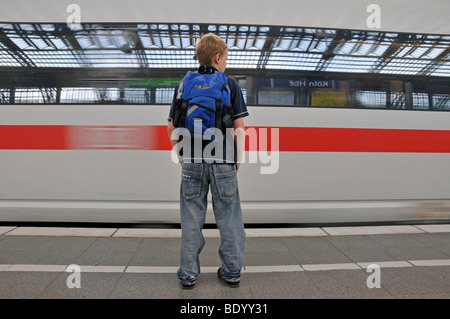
[[222, 104, 234, 130], [185, 101, 216, 139]]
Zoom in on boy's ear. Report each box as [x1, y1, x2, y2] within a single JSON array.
[[213, 52, 221, 64]]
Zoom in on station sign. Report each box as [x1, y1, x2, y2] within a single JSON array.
[[253, 78, 359, 89]]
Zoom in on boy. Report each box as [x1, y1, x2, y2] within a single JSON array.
[[167, 34, 248, 289]]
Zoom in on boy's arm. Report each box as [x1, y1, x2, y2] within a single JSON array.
[[167, 81, 181, 148], [234, 117, 245, 172], [167, 121, 177, 148], [168, 121, 183, 166]]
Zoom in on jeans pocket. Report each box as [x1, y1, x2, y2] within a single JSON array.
[[181, 164, 202, 199], [213, 164, 237, 200]]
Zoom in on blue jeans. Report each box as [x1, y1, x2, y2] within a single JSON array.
[[177, 163, 246, 286]]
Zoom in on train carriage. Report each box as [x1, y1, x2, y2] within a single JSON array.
[[1, 0, 449, 225]]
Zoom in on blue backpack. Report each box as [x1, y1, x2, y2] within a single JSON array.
[[173, 71, 234, 139]]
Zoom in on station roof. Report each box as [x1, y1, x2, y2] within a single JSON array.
[[0, 23, 449, 77]]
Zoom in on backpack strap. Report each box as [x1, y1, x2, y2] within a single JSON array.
[[173, 76, 188, 128], [221, 82, 230, 96], [179, 99, 188, 128], [215, 98, 222, 133], [220, 81, 233, 133]]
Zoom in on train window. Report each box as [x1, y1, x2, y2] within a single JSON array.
[[355, 91, 386, 109], [412, 93, 430, 110], [258, 91, 295, 106], [155, 88, 174, 104], [432, 94, 450, 110], [60, 87, 120, 103], [60, 88, 100, 103], [0, 23, 448, 110], [15, 87, 57, 103], [124, 88, 151, 104], [0, 88, 10, 103]]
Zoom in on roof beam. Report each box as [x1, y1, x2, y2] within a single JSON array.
[[370, 33, 413, 73], [55, 24, 91, 67], [314, 30, 349, 71], [256, 26, 281, 69], [417, 46, 450, 76], [0, 28, 35, 67]]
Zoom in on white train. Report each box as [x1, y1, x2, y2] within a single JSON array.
[[0, 0, 449, 225], [1, 104, 450, 225]]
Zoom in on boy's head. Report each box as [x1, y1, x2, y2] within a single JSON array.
[[196, 34, 228, 72]]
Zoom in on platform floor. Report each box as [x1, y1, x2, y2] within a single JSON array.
[[1, 224, 450, 300]]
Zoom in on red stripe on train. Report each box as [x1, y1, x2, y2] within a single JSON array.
[[1, 125, 450, 153], [276, 127, 450, 153], [0, 125, 66, 150]]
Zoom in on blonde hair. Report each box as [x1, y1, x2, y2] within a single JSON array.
[[195, 34, 228, 65]]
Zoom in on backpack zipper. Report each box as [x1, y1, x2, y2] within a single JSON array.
[[190, 103, 216, 113]]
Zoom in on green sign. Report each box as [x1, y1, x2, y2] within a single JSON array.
[[126, 78, 180, 87]]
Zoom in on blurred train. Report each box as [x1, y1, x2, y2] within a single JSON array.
[[1, 104, 450, 225], [1, 0, 450, 226]]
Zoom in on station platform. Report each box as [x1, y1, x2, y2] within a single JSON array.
[[1, 224, 449, 303]]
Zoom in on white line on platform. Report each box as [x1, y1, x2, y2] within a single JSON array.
[[0, 227, 16, 235], [4, 264, 67, 272], [125, 266, 179, 273], [0, 264, 12, 271], [357, 261, 413, 268], [302, 263, 360, 271], [321, 225, 424, 236], [78, 265, 126, 273], [5, 227, 117, 237], [2, 224, 449, 238], [0, 259, 448, 274], [114, 228, 182, 238], [244, 265, 304, 273], [414, 224, 450, 233], [409, 259, 450, 267]]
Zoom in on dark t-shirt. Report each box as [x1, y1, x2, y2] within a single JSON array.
[[168, 65, 249, 164]]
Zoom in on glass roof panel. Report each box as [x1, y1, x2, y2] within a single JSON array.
[[26, 50, 80, 67], [325, 56, 379, 73], [9, 36, 31, 50], [266, 52, 321, 70], [227, 50, 260, 68], [0, 23, 448, 77], [0, 49, 22, 67]]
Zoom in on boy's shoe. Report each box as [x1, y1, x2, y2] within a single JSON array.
[[180, 282, 195, 290], [217, 267, 240, 288]]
